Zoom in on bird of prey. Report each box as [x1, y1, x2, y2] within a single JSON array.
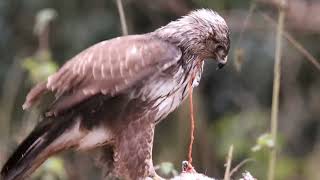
[[1, 9, 230, 180]]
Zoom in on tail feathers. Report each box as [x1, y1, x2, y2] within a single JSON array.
[[1, 113, 77, 180]]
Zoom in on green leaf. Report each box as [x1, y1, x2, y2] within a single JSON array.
[[21, 52, 58, 83], [251, 133, 274, 152]]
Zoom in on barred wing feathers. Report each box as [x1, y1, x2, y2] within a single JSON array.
[[23, 35, 182, 114]]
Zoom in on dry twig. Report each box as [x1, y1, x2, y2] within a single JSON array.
[[234, 2, 257, 48], [224, 145, 234, 180], [260, 12, 320, 72], [116, 0, 128, 35], [229, 158, 254, 177], [268, 1, 286, 180]]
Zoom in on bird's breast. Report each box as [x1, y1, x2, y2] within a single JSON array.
[[131, 64, 200, 122]]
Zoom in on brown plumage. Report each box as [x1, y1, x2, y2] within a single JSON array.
[[1, 9, 230, 180]]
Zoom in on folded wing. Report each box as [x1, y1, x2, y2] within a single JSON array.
[[23, 35, 182, 114]]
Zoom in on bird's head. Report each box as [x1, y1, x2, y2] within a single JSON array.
[[155, 9, 230, 69]]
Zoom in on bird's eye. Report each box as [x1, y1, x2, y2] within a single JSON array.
[[216, 45, 224, 51], [215, 45, 225, 57]]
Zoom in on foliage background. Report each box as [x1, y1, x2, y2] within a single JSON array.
[[0, 0, 319, 179]]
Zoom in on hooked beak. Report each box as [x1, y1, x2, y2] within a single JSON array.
[[217, 55, 228, 70]]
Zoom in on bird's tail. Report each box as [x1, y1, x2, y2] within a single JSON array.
[[1, 112, 80, 180]]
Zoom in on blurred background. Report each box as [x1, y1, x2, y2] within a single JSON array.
[[0, 0, 319, 179]]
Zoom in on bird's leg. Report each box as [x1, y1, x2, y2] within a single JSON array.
[[113, 115, 160, 180], [92, 146, 118, 179]]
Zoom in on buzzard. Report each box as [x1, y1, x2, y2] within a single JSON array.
[[1, 9, 230, 180]]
